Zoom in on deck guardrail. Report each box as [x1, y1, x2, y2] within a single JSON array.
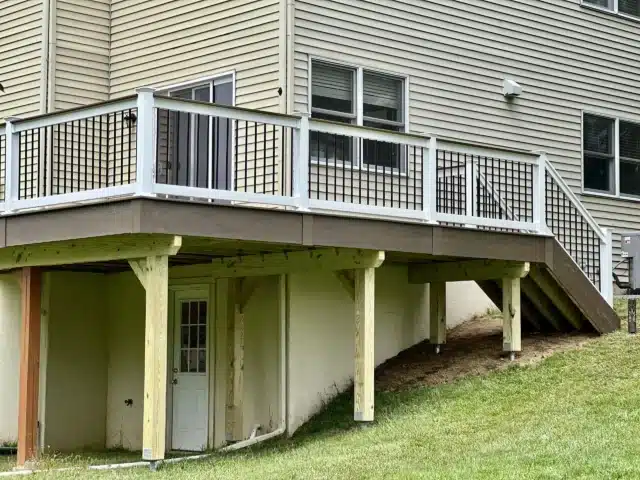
[[0, 89, 613, 304]]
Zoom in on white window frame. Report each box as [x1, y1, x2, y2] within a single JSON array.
[[581, 0, 640, 22], [308, 56, 410, 174], [151, 71, 236, 190], [581, 110, 640, 200]]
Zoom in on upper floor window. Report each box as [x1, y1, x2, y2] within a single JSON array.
[[310, 60, 406, 170], [582, 0, 640, 19], [583, 113, 640, 197]]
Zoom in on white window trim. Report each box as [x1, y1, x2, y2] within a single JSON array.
[[307, 56, 410, 176], [581, 0, 640, 23], [581, 109, 640, 201], [150, 71, 236, 190]]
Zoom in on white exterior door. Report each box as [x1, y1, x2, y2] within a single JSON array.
[[171, 290, 210, 451]]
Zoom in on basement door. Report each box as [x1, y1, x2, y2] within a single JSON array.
[[171, 290, 210, 451]]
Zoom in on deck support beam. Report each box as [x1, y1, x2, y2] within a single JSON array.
[[429, 282, 446, 353], [502, 277, 522, 360], [409, 260, 529, 284], [17, 268, 41, 468], [130, 256, 170, 463], [354, 267, 375, 422]]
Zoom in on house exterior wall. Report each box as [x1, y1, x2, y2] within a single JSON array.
[[0, 0, 44, 118], [242, 276, 282, 437], [292, 0, 640, 277], [0, 276, 20, 445], [105, 271, 145, 450], [53, 0, 110, 110], [4, 263, 488, 452], [287, 264, 429, 433], [44, 271, 108, 452], [109, 0, 282, 111], [447, 281, 495, 327]]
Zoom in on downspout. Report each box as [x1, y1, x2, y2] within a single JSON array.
[[218, 274, 289, 453]]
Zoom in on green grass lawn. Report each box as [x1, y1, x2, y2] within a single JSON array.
[[11, 329, 640, 479]]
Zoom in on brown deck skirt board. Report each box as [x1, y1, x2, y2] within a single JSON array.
[[0, 198, 619, 334]]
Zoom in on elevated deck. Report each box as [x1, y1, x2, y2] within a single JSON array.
[[0, 90, 618, 334]]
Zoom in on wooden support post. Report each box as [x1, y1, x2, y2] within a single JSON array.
[[226, 278, 245, 441], [130, 256, 169, 462], [17, 267, 41, 467], [354, 267, 375, 422], [502, 277, 521, 360], [429, 282, 446, 353]]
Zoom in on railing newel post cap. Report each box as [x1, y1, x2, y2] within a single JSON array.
[[293, 111, 311, 118], [5, 116, 21, 123], [136, 87, 156, 94]]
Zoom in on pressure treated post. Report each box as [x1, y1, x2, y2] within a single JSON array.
[[141, 255, 169, 463], [429, 282, 446, 354], [502, 277, 521, 360], [354, 267, 375, 422], [226, 278, 245, 441], [17, 267, 41, 467]]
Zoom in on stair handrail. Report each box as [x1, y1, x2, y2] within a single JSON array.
[[543, 160, 606, 243]]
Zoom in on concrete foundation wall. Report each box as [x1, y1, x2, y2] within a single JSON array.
[[447, 281, 495, 328], [241, 276, 281, 437], [286, 264, 430, 433], [105, 271, 145, 450], [0, 276, 21, 445], [44, 272, 108, 451]]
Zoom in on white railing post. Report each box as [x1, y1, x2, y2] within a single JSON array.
[[600, 228, 613, 305], [293, 112, 309, 210], [136, 87, 156, 196], [4, 117, 20, 213], [463, 157, 477, 228], [533, 152, 547, 233], [424, 136, 437, 223]]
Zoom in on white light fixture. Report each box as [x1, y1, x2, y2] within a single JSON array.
[[503, 79, 522, 97]]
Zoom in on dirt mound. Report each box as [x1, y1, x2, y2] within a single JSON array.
[[375, 313, 596, 392]]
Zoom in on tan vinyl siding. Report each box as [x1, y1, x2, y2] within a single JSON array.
[[110, 0, 282, 194], [294, 0, 640, 278], [109, 0, 281, 111], [0, 0, 43, 118], [54, 0, 110, 110]]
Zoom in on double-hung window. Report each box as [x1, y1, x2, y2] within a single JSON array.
[[583, 113, 640, 197], [310, 60, 406, 171], [582, 0, 640, 18]]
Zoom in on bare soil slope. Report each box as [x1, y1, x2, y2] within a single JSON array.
[[376, 313, 597, 392]]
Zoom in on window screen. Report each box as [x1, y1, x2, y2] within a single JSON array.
[[363, 72, 404, 169], [619, 0, 640, 16], [311, 62, 354, 114], [620, 120, 640, 196], [583, 114, 615, 193]]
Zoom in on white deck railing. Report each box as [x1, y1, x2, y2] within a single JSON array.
[[0, 89, 613, 303]]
